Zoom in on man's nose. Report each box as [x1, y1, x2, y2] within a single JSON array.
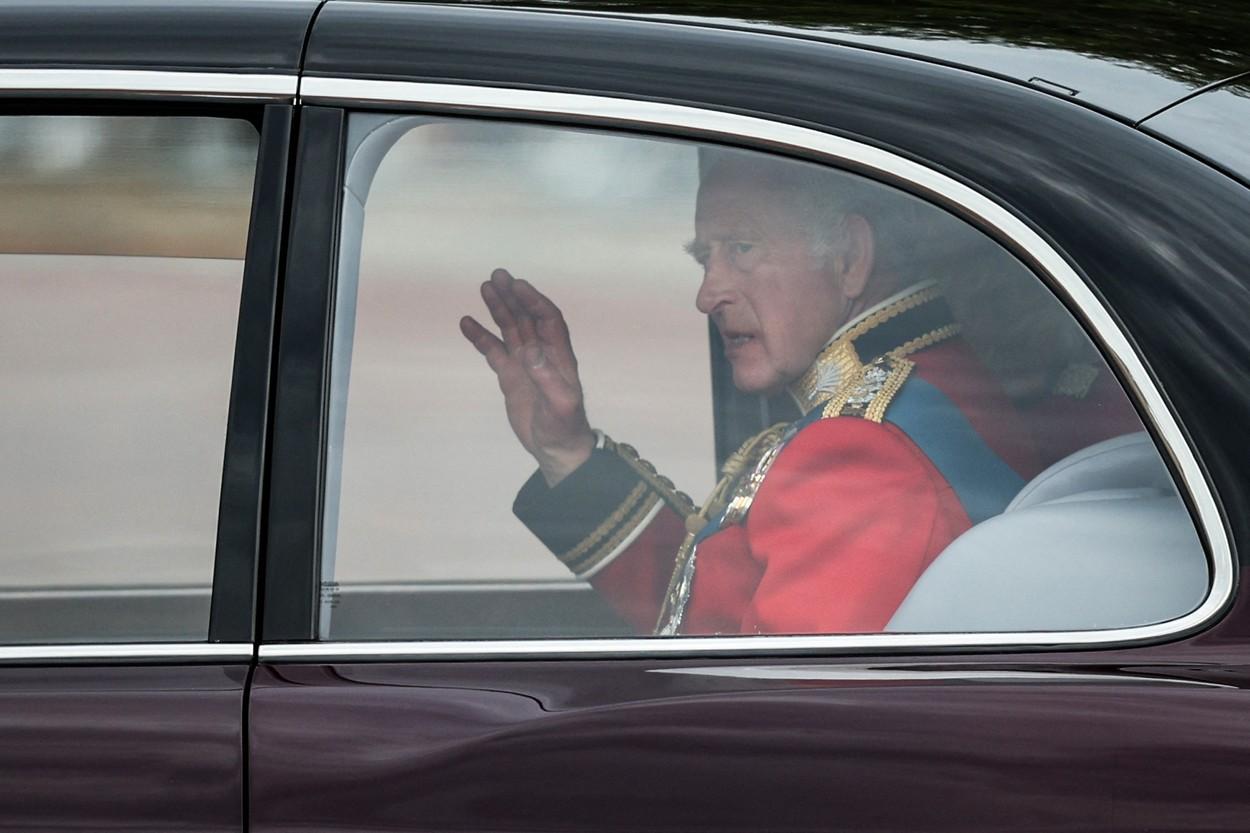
[[695, 251, 735, 314]]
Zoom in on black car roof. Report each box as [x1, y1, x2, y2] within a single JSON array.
[[3, 0, 1248, 124], [0, 0, 320, 76], [420, 0, 1250, 122]]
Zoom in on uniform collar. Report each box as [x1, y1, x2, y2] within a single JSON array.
[[787, 281, 958, 414]]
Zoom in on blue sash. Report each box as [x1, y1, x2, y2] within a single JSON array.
[[885, 377, 1024, 523]]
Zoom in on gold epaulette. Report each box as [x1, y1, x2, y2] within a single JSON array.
[[821, 354, 915, 423], [787, 282, 960, 420]]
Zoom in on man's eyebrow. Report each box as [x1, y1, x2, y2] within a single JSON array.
[[683, 239, 708, 260]]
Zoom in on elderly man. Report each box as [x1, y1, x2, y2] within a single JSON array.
[[460, 151, 1036, 635]]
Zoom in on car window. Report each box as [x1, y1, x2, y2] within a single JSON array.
[[320, 115, 1207, 641], [0, 114, 258, 643]]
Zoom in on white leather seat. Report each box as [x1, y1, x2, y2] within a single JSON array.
[[885, 433, 1208, 632]]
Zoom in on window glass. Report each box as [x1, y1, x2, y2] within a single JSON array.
[[323, 115, 1207, 641], [0, 115, 257, 643]]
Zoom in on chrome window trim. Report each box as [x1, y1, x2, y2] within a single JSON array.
[[263, 77, 1235, 662], [335, 580, 594, 594], [0, 69, 296, 98], [0, 586, 209, 601], [0, 643, 254, 663]]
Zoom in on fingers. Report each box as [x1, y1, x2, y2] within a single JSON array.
[[469, 269, 582, 406], [480, 280, 521, 351], [512, 278, 579, 380], [459, 314, 495, 351], [511, 277, 562, 326], [489, 268, 538, 347], [459, 315, 514, 377]]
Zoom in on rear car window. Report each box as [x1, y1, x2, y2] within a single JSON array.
[[319, 115, 1206, 641]]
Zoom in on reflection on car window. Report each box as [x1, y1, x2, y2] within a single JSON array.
[[0, 116, 257, 643], [322, 116, 1207, 641]]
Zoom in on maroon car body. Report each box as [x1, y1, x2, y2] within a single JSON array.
[[2, 1, 1250, 831]]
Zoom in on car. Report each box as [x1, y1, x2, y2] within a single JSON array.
[[2, 0, 1249, 829]]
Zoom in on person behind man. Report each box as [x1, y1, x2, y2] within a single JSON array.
[[460, 149, 1037, 635]]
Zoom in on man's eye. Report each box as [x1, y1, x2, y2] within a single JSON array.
[[728, 241, 762, 268]]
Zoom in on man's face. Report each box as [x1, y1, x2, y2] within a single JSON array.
[[688, 165, 855, 395]]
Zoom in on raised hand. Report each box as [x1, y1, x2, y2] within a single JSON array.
[[460, 268, 595, 486]]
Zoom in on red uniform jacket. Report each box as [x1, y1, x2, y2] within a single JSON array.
[[515, 289, 1038, 635]]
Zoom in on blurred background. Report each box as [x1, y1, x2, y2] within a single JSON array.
[[0, 116, 256, 590]]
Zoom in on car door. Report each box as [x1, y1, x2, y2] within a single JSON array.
[[0, 2, 309, 825], [251, 4, 1250, 832]]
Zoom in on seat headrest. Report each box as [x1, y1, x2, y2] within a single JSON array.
[[1008, 432, 1174, 511]]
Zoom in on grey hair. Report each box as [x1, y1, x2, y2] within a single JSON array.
[[697, 146, 926, 276]]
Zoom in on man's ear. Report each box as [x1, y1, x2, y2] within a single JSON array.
[[831, 214, 875, 299]]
